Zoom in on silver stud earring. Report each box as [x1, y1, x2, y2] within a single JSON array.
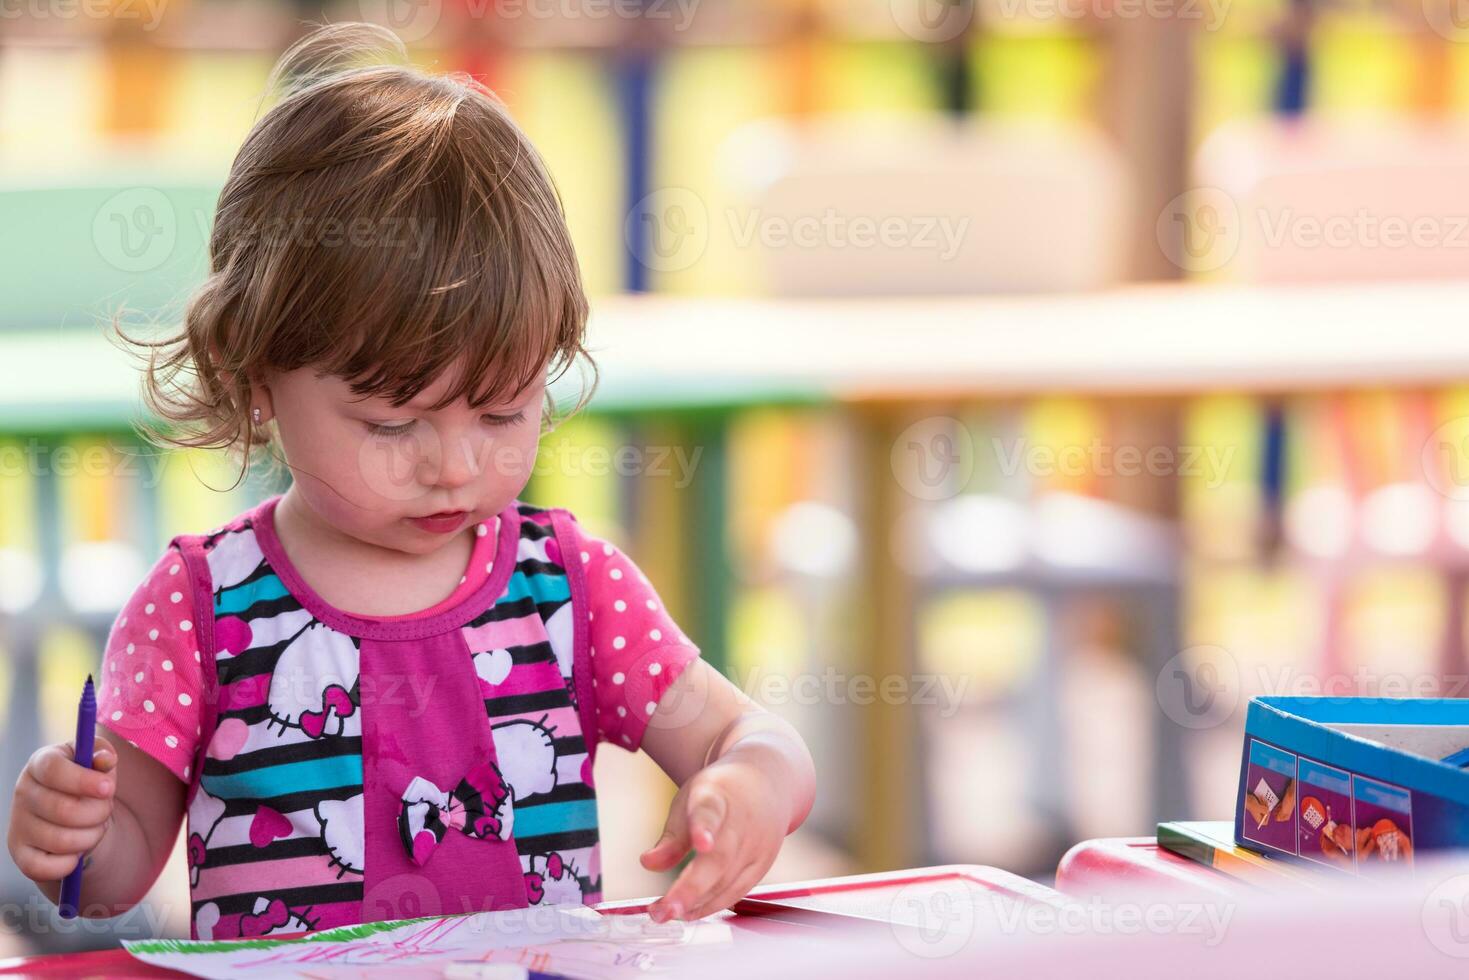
[[252, 407, 263, 425]]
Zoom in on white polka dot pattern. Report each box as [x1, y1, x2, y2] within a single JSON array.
[[95, 545, 202, 782], [572, 525, 701, 753]]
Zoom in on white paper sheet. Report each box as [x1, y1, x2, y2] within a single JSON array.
[[124, 905, 733, 979]]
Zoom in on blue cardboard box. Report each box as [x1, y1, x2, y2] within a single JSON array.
[[1235, 697, 1469, 873]]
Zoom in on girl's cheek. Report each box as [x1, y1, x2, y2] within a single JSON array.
[[354, 430, 439, 507], [508, 437, 538, 484], [490, 435, 537, 490]]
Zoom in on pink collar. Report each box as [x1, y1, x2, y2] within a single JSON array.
[[250, 494, 521, 641]]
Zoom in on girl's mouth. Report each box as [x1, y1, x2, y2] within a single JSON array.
[[406, 510, 468, 534]]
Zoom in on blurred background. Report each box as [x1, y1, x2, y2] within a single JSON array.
[[6, 0, 1469, 957]]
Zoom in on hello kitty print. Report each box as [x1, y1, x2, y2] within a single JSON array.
[[97, 495, 701, 940]]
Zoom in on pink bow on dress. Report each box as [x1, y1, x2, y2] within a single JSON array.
[[397, 762, 513, 866]]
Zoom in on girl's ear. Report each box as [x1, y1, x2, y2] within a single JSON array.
[[205, 341, 272, 423], [248, 377, 276, 425]]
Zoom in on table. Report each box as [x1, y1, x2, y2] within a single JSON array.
[[0, 865, 1065, 976], [1054, 837, 1240, 897]]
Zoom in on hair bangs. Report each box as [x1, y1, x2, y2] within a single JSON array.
[[297, 95, 584, 414]]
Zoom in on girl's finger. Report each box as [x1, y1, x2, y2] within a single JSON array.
[[639, 832, 684, 872], [682, 858, 762, 922], [17, 813, 105, 861], [32, 746, 113, 799], [683, 784, 726, 854], [10, 843, 80, 883], [21, 779, 112, 829], [91, 736, 119, 774], [651, 844, 730, 922], [658, 852, 719, 922]]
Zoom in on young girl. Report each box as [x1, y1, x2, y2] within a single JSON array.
[[6, 22, 814, 939]]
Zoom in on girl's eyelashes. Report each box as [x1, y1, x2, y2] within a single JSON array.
[[366, 420, 416, 437], [364, 410, 526, 438], [485, 409, 527, 428]]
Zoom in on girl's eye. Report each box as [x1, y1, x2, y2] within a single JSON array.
[[366, 411, 523, 436], [484, 409, 527, 428], [366, 420, 416, 437]]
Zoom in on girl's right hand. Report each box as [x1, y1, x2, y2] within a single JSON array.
[[7, 736, 118, 885]]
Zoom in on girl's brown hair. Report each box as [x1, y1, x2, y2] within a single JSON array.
[[117, 21, 597, 488]]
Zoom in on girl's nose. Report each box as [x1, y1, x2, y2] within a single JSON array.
[[427, 431, 482, 490]]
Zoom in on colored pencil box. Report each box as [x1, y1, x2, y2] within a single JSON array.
[[1234, 696, 1469, 873]]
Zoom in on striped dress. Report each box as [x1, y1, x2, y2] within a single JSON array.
[[97, 494, 701, 940]]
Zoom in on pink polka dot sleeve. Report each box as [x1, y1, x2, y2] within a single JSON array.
[[96, 545, 204, 782], [574, 527, 702, 753]]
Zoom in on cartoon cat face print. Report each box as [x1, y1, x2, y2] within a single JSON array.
[[524, 852, 584, 907], [266, 621, 360, 738], [194, 896, 314, 940], [316, 795, 365, 877], [240, 896, 315, 937], [490, 719, 558, 802]]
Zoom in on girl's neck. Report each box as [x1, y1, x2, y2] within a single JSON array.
[[271, 485, 477, 618]]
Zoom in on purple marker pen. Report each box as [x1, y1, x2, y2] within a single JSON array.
[[57, 674, 96, 919]]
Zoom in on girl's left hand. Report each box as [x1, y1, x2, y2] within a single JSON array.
[[638, 752, 788, 922]]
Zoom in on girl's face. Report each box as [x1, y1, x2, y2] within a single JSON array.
[[260, 361, 545, 554]]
